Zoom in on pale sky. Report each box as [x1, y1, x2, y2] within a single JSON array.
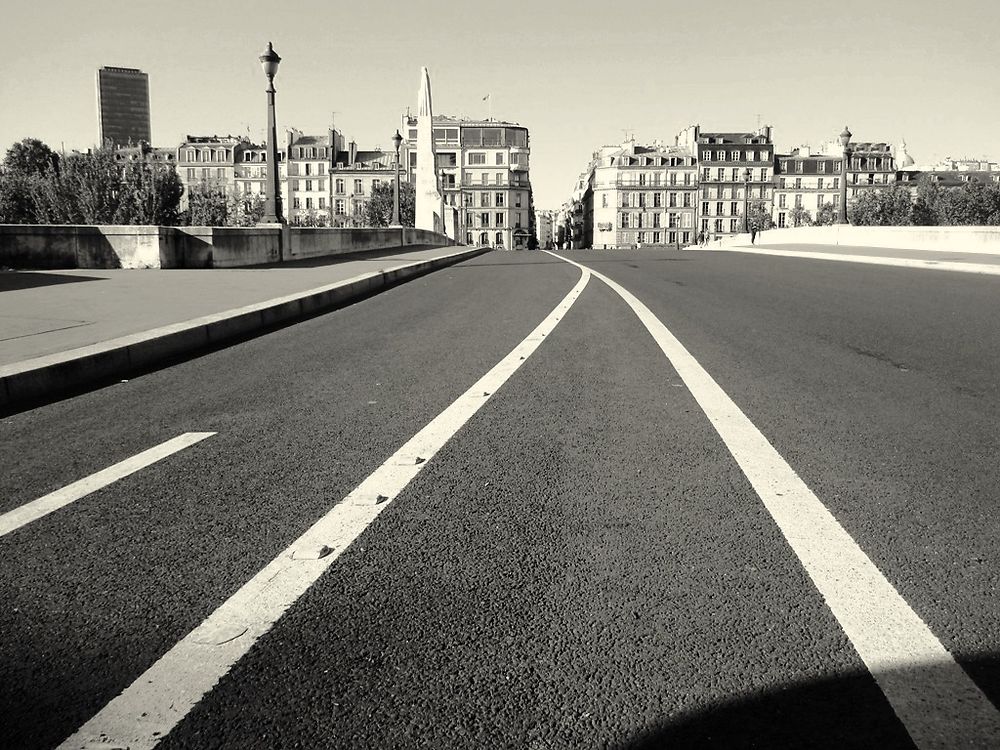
[[1, 0, 997, 209]]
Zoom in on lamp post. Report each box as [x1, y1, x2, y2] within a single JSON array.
[[390, 129, 403, 228], [838, 126, 852, 224], [439, 167, 447, 239], [259, 42, 284, 224], [742, 166, 752, 233]]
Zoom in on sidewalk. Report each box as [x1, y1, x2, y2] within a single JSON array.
[[708, 242, 1000, 274], [1, 244, 489, 411]]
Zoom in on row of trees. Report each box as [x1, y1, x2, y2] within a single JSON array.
[[0, 139, 186, 225], [749, 175, 1000, 230], [0, 138, 421, 229]]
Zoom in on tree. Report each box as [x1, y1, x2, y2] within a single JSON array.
[[0, 172, 37, 223], [527, 235, 539, 250], [746, 202, 774, 231], [788, 205, 813, 227], [849, 183, 913, 226], [116, 158, 184, 225], [937, 181, 1000, 226], [815, 202, 837, 226], [3, 138, 59, 178], [184, 183, 230, 226], [363, 181, 415, 227]]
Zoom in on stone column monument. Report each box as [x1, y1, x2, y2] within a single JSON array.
[[415, 67, 443, 235]]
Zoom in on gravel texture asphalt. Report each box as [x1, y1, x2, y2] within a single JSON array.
[[2, 247, 998, 748]]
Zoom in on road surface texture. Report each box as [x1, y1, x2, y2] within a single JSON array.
[[2, 247, 999, 749]]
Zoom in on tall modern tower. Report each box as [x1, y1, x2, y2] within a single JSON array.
[[95, 66, 151, 148]]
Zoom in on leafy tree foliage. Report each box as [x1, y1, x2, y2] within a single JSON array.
[[788, 205, 813, 227], [3, 138, 59, 177], [815, 202, 838, 226], [1, 140, 184, 225], [848, 183, 913, 226], [363, 180, 415, 227], [183, 184, 266, 227], [746, 202, 774, 231]]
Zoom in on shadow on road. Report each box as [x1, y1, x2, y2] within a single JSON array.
[[0, 271, 105, 292], [621, 656, 1000, 749]]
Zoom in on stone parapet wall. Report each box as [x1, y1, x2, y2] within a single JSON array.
[[0, 225, 455, 269], [715, 226, 1000, 254]]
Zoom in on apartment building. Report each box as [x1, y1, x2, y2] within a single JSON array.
[[285, 130, 338, 225], [772, 146, 843, 227], [678, 125, 774, 239], [329, 139, 400, 227], [580, 141, 698, 249], [402, 114, 532, 249]]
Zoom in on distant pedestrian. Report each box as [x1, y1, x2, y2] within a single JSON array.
[[697, 230, 705, 246], [750, 225, 758, 244]]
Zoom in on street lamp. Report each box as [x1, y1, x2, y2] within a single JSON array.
[[259, 42, 283, 224], [742, 166, 752, 233], [838, 126, 852, 224], [390, 129, 403, 228], [439, 167, 447, 239]]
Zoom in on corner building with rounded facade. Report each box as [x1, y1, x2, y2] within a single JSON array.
[[402, 115, 532, 249]]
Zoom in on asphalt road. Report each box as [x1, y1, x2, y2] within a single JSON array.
[[2, 247, 999, 748]]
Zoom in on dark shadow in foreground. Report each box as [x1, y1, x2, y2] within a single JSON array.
[[0, 271, 104, 292], [621, 656, 1000, 750]]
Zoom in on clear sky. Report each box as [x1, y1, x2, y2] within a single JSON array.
[[2, 0, 997, 209]]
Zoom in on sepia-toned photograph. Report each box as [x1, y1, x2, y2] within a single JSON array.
[[2, 0, 999, 747]]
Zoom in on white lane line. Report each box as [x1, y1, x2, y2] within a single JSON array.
[[0, 432, 216, 538], [713, 246, 1000, 275], [546, 251, 1000, 750], [58, 267, 591, 750]]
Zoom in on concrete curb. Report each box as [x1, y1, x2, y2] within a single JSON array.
[[0, 245, 490, 413]]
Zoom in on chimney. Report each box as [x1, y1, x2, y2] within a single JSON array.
[[349, 140, 357, 166]]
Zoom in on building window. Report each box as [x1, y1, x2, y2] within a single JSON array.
[[794, 178, 802, 189], [716, 201, 723, 215], [495, 152, 505, 165], [833, 177, 839, 189], [495, 232, 504, 247], [731, 168, 740, 181], [653, 213, 661, 228], [293, 198, 301, 209], [496, 192, 505, 206], [653, 231, 661, 244], [795, 161, 803, 173], [468, 152, 486, 165], [481, 192, 491, 208], [620, 213, 628, 228], [481, 173, 489, 185], [336, 179, 345, 194], [602, 194, 608, 208], [638, 232, 646, 243], [817, 177, 824, 190], [683, 193, 691, 208], [818, 161, 826, 173], [716, 168, 725, 180], [778, 212, 786, 227], [480, 212, 490, 226], [515, 193, 522, 208], [778, 194, 787, 208], [794, 194, 803, 208], [702, 202, 710, 215], [305, 197, 313, 209], [305, 180, 313, 191], [668, 213, 678, 228], [319, 197, 326, 209], [495, 212, 505, 226], [730, 202, 738, 216]]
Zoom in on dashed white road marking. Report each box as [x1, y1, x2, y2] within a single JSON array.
[[547, 250, 1000, 750], [57, 267, 591, 750], [713, 245, 1000, 275], [0, 432, 216, 538]]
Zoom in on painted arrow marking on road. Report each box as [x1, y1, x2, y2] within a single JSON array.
[[0, 432, 216, 538]]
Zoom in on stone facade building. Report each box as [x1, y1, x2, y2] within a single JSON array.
[[580, 141, 698, 249], [678, 125, 774, 240], [402, 115, 532, 249]]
